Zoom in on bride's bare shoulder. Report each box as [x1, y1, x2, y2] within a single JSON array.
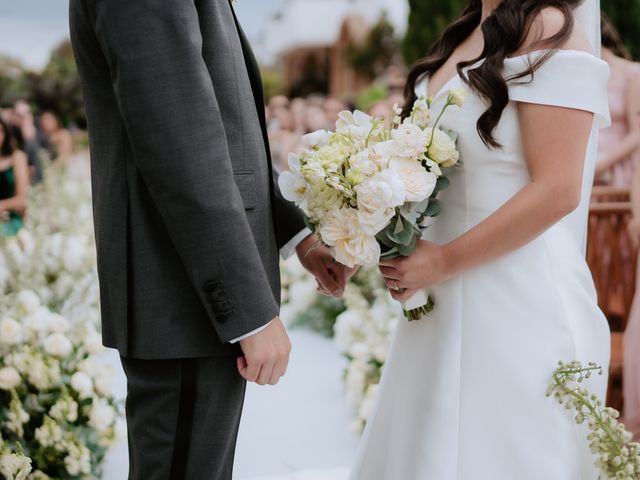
[[515, 6, 592, 56]]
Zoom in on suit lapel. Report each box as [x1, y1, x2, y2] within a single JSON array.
[[228, 2, 269, 142]]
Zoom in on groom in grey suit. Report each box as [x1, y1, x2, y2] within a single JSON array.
[[69, 0, 351, 478]]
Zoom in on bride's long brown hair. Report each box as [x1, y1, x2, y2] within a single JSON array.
[[403, 0, 584, 148]]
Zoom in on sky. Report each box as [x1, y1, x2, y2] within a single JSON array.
[[0, 0, 286, 70]]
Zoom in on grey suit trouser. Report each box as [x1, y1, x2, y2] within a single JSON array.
[[120, 356, 246, 480]]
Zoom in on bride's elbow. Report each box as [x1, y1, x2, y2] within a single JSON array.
[[549, 183, 582, 217]]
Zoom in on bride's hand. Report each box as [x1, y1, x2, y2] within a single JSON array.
[[379, 240, 454, 302]]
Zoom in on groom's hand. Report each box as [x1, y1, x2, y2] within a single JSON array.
[[295, 234, 357, 297], [237, 317, 291, 386]]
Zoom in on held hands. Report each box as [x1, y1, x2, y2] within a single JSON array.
[[379, 240, 454, 302], [238, 317, 291, 386], [296, 234, 357, 297]]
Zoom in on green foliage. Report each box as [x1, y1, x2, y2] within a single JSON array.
[[346, 12, 400, 79], [355, 84, 389, 112], [403, 0, 467, 65], [289, 295, 346, 338], [260, 66, 285, 101], [602, 1, 640, 60], [0, 41, 85, 127], [25, 40, 85, 127]]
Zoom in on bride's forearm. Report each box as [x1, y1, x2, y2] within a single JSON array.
[[442, 181, 579, 277]]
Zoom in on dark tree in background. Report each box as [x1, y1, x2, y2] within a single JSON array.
[[403, 1, 640, 65], [25, 40, 85, 128], [402, 0, 466, 65], [346, 12, 400, 79], [601, 1, 640, 59], [0, 40, 85, 128]]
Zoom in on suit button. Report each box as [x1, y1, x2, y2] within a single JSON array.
[[204, 280, 222, 293]]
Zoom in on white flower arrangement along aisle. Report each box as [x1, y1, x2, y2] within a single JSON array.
[[0, 166, 123, 480]]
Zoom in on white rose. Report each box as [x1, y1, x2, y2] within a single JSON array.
[[0, 366, 21, 390], [62, 237, 87, 272], [336, 110, 374, 141], [88, 400, 116, 432], [448, 87, 467, 107], [300, 130, 330, 149], [320, 209, 381, 267], [278, 153, 308, 207], [427, 127, 459, 167], [356, 169, 406, 235], [16, 290, 41, 315], [349, 342, 370, 360], [0, 317, 23, 345], [389, 158, 437, 203], [391, 123, 429, 159], [70, 372, 93, 398], [43, 333, 73, 358]]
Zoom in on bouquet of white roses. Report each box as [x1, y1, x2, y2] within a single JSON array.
[[279, 89, 466, 320]]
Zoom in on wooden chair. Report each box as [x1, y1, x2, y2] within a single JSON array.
[[586, 195, 637, 411]]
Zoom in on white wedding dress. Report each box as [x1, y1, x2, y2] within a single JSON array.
[[350, 50, 612, 479]]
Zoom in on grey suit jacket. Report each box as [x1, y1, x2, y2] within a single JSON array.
[[69, 0, 306, 359]]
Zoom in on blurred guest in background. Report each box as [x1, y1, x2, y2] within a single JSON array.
[[0, 118, 29, 236], [323, 96, 347, 126], [595, 15, 640, 187], [39, 110, 74, 163], [13, 100, 43, 182]]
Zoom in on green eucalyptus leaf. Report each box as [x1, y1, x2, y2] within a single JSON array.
[[304, 216, 317, 233], [424, 199, 442, 217]]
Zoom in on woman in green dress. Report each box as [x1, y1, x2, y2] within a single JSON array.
[[0, 118, 29, 236]]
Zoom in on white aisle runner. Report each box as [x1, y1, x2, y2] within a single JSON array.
[[102, 329, 358, 479]]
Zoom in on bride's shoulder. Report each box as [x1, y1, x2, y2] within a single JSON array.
[[514, 6, 592, 57]]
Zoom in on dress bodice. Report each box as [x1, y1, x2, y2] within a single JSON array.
[[417, 50, 610, 252]]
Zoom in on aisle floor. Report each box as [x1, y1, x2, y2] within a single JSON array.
[[102, 329, 359, 479]]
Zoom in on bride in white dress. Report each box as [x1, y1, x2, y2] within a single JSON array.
[[351, 0, 611, 478]]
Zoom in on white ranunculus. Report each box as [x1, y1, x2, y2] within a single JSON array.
[[300, 130, 330, 149], [448, 87, 467, 107], [320, 209, 381, 267], [278, 153, 308, 207], [70, 372, 93, 398], [88, 399, 116, 432], [0, 317, 23, 345], [335, 110, 374, 141], [356, 169, 406, 235], [391, 123, 430, 159], [427, 127, 459, 167], [0, 366, 21, 390], [16, 290, 41, 315], [389, 158, 438, 203], [43, 333, 73, 358]]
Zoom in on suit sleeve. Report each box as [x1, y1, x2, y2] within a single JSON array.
[[81, 0, 279, 342]]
